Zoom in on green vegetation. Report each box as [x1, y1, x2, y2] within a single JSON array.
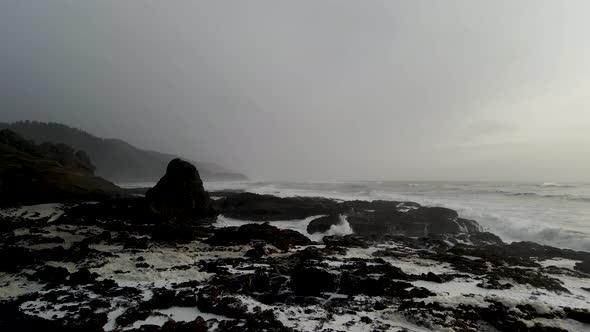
[[0, 129, 124, 206]]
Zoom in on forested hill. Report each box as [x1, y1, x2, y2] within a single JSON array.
[[0, 121, 247, 183]]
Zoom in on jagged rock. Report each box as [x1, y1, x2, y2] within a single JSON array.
[[477, 278, 514, 290], [206, 223, 313, 251], [219, 193, 484, 237], [307, 215, 340, 234], [146, 158, 214, 224], [245, 244, 267, 259], [145, 288, 176, 309], [457, 241, 590, 263], [197, 287, 248, 319], [219, 192, 340, 221], [574, 261, 590, 274], [564, 307, 590, 324], [162, 317, 208, 332], [116, 307, 151, 327], [69, 268, 98, 285], [292, 267, 337, 295], [216, 310, 293, 332], [323, 235, 369, 248], [174, 290, 197, 307], [150, 224, 196, 243], [122, 236, 150, 250], [30, 266, 69, 284], [347, 206, 480, 237]]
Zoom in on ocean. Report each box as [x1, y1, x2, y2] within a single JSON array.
[[121, 181, 590, 252]]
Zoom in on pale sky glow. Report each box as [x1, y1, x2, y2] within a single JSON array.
[[1, 1, 590, 181]]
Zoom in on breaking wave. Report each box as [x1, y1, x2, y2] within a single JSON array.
[[322, 215, 354, 238], [213, 214, 353, 243]]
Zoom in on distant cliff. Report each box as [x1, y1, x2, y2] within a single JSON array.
[[0, 121, 248, 183]]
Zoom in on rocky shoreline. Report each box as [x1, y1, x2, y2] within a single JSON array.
[[1, 160, 589, 331]]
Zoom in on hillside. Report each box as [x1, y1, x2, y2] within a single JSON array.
[[0, 121, 248, 183], [0, 129, 125, 206]]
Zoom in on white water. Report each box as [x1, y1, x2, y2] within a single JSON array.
[[214, 214, 353, 242], [117, 180, 590, 252], [203, 181, 590, 252]]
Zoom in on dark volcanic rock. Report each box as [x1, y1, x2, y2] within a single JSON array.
[[307, 214, 340, 234], [116, 307, 151, 327], [323, 235, 369, 248], [150, 224, 197, 244], [219, 194, 484, 238], [163, 317, 209, 332], [347, 205, 480, 237], [216, 310, 293, 332], [145, 288, 176, 309], [459, 241, 590, 263], [197, 287, 248, 319], [575, 261, 590, 274], [292, 267, 337, 295], [220, 192, 339, 221], [206, 223, 313, 251], [146, 158, 214, 224], [564, 307, 590, 324], [463, 231, 504, 245], [245, 244, 268, 259], [30, 266, 70, 284], [69, 268, 98, 285]]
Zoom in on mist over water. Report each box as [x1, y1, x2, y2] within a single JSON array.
[[203, 181, 590, 252]]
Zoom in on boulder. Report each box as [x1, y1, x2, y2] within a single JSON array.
[[307, 215, 340, 234], [145, 158, 213, 224]]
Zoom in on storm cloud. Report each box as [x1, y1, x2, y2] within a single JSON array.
[[2, 1, 590, 181]]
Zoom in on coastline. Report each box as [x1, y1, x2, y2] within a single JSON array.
[[1, 191, 589, 331]]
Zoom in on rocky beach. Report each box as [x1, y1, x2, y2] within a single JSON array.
[[1, 158, 589, 331], [3, 2, 590, 330]]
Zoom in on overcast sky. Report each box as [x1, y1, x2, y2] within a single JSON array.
[[2, 1, 590, 181]]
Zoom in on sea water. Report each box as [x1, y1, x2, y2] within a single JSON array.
[[204, 181, 590, 252]]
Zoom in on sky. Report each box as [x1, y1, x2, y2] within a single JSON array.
[[1, 1, 590, 182]]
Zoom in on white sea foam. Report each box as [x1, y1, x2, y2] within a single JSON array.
[[323, 215, 354, 236], [0, 203, 64, 222], [0, 273, 44, 300], [90, 247, 215, 288]]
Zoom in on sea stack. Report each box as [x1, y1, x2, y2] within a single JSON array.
[[145, 158, 213, 224]]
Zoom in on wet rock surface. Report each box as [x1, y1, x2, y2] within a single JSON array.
[[0, 195, 589, 332], [218, 194, 482, 237], [307, 214, 340, 234], [146, 159, 215, 224]]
